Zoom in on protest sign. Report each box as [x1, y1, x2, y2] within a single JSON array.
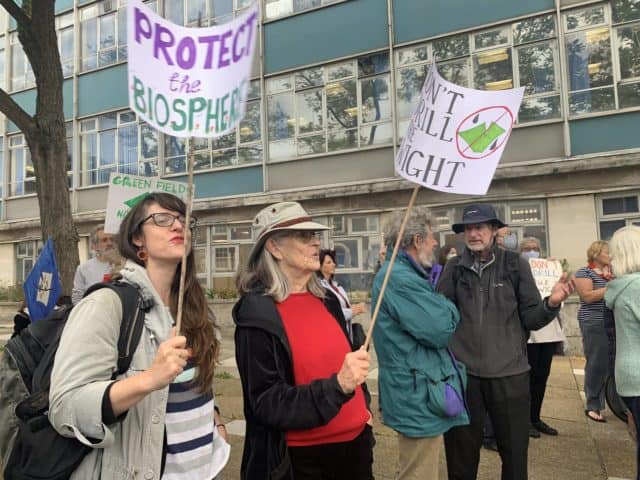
[[127, 0, 258, 138], [395, 64, 524, 195], [529, 258, 563, 297], [104, 173, 192, 234]]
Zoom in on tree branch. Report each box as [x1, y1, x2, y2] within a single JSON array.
[[0, 0, 30, 28], [0, 87, 35, 135]]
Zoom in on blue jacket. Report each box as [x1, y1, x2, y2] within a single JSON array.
[[372, 252, 469, 438]]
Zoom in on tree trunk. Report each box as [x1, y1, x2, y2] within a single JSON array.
[[19, 0, 79, 295]]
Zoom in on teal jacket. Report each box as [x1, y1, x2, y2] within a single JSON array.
[[604, 272, 640, 397], [371, 252, 469, 438]]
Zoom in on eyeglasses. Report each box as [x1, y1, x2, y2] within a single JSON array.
[[289, 230, 321, 242], [139, 212, 197, 229]]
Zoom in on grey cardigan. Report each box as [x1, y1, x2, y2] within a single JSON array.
[[49, 261, 173, 480]]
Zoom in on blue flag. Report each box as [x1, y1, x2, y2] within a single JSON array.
[[23, 238, 63, 322]]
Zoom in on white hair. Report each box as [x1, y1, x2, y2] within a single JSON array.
[[236, 232, 325, 302], [610, 226, 640, 277]]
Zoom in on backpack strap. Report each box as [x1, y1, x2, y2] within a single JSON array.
[[84, 281, 151, 376]]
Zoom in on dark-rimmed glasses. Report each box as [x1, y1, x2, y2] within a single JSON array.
[[138, 212, 197, 229]]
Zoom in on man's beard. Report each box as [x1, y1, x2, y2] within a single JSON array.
[[418, 251, 434, 268]]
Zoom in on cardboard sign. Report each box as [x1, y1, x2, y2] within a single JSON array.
[[104, 173, 191, 234], [395, 64, 524, 195], [127, 0, 259, 138], [529, 258, 562, 297]]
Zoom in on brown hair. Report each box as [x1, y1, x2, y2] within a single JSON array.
[[117, 192, 218, 393]]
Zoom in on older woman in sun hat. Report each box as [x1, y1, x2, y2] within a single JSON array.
[[233, 201, 373, 480]]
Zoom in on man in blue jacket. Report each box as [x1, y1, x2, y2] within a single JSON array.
[[372, 207, 469, 479], [437, 203, 573, 480]]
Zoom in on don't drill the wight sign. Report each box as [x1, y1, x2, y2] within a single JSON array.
[[396, 65, 524, 195], [127, 0, 258, 138]]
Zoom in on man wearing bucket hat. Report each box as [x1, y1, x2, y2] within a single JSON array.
[[437, 203, 573, 480], [233, 201, 374, 480]]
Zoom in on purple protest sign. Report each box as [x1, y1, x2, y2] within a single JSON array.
[[127, 0, 258, 138]]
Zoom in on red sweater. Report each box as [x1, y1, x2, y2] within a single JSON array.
[[277, 292, 368, 446]]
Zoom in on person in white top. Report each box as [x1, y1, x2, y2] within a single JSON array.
[[317, 249, 368, 341], [520, 237, 565, 437], [71, 225, 116, 304]]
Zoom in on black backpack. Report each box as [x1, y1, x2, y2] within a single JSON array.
[[0, 282, 149, 480]]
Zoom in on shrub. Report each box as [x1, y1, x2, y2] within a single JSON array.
[[0, 285, 24, 302]]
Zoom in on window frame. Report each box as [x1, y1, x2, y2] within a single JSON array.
[[266, 51, 393, 163]]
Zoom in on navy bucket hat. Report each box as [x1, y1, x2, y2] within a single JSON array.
[[452, 203, 507, 234]]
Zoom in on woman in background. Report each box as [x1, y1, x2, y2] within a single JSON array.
[[575, 240, 612, 422], [520, 237, 565, 437], [318, 248, 368, 341]]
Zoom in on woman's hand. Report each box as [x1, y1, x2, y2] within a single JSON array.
[[143, 328, 191, 392], [337, 347, 370, 394], [351, 302, 368, 316]]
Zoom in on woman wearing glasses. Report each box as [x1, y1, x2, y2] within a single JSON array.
[[234, 201, 373, 480], [49, 192, 229, 479]]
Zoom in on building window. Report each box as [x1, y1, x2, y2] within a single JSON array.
[[10, 32, 35, 91], [326, 213, 381, 291], [0, 34, 6, 91], [66, 122, 74, 188], [266, 51, 392, 162], [80, 0, 152, 71], [598, 192, 640, 240], [200, 222, 253, 290], [164, 80, 262, 173], [193, 226, 209, 287], [57, 12, 75, 77], [166, 0, 252, 26], [80, 111, 158, 186], [564, 1, 640, 115], [395, 13, 560, 135], [15, 240, 42, 284], [9, 134, 35, 196], [264, 0, 342, 21]]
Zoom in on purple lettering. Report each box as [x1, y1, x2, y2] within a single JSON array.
[[232, 24, 245, 62], [154, 24, 175, 66], [218, 30, 233, 68], [134, 8, 152, 44], [244, 12, 258, 54], [198, 35, 220, 69], [169, 73, 180, 92], [176, 37, 196, 69]]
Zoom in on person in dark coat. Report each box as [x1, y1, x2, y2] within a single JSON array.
[[234, 201, 373, 480], [437, 203, 573, 480]]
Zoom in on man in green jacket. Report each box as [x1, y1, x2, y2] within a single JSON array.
[[372, 207, 469, 480]]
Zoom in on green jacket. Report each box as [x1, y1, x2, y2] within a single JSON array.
[[604, 272, 640, 397], [371, 252, 469, 438]]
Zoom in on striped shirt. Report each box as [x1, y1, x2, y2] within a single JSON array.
[[163, 365, 230, 480], [576, 267, 609, 324]]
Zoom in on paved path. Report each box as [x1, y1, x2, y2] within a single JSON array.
[[1, 321, 635, 479], [214, 325, 635, 480]]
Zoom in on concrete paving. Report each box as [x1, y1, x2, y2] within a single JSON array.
[[0, 321, 635, 479], [213, 325, 636, 480]]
